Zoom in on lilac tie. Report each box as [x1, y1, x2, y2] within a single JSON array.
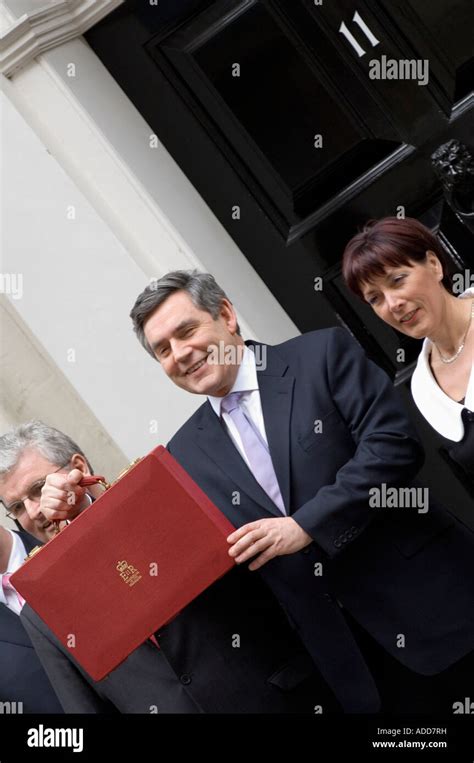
[[221, 391, 286, 514], [1, 573, 25, 610]]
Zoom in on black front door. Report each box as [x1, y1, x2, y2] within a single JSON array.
[[86, 0, 474, 520]]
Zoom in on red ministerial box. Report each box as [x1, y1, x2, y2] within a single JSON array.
[[11, 445, 236, 680]]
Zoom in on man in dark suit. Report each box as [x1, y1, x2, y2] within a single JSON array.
[[0, 525, 62, 713], [0, 421, 105, 713], [29, 270, 474, 713], [127, 270, 474, 713], [0, 421, 200, 714]]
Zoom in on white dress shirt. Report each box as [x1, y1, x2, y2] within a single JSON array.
[[0, 530, 27, 615], [207, 345, 271, 471]]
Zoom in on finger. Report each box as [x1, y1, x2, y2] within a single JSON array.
[[234, 537, 272, 564], [227, 521, 262, 543], [44, 473, 73, 490], [40, 503, 74, 521], [228, 529, 266, 557], [41, 486, 84, 515], [63, 484, 86, 503], [42, 483, 84, 509], [66, 468, 86, 486], [43, 510, 69, 522], [248, 547, 276, 571], [41, 484, 69, 503], [41, 501, 81, 520]]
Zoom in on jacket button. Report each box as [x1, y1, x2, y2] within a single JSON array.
[[180, 674, 192, 685], [334, 540, 342, 548]]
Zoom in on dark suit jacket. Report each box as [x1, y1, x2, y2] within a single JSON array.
[[20, 329, 474, 714], [22, 566, 340, 714], [21, 603, 201, 714], [0, 530, 63, 713], [160, 329, 474, 712]]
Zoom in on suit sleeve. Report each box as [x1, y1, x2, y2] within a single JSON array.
[[292, 328, 425, 558], [20, 605, 117, 713]]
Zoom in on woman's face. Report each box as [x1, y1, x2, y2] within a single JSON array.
[[360, 252, 445, 339]]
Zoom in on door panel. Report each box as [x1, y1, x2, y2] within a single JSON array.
[[86, 0, 474, 520]]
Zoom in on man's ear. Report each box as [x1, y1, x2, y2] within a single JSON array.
[[220, 298, 239, 335], [70, 453, 91, 475]]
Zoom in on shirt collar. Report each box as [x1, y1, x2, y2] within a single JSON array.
[[208, 345, 258, 417], [0, 530, 27, 607], [3, 530, 27, 574], [411, 288, 474, 441]]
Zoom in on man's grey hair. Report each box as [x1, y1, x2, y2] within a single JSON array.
[[130, 270, 241, 359], [0, 420, 93, 478]]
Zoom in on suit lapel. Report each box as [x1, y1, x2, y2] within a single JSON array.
[[0, 530, 41, 647], [17, 530, 41, 557], [195, 407, 281, 516], [0, 601, 33, 647], [194, 342, 294, 517]]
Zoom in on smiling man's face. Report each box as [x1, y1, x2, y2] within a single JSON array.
[[143, 290, 244, 397]]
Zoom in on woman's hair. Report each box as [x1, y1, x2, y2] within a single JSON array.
[[342, 217, 452, 300]]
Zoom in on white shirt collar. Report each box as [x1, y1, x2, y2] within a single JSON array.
[[2, 530, 27, 574], [0, 530, 27, 607], [208, 345, 258, 417], [411, 288, 474, 441]]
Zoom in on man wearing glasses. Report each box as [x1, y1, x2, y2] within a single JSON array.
[[0, 420, 98, 713], [0, 421, 100, 543], [1, 420, 201, 714]]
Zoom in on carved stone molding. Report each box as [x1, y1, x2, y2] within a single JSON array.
[[0, 0, 123, 76]]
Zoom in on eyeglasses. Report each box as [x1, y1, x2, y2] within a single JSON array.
[[3, 462, 70, 520]]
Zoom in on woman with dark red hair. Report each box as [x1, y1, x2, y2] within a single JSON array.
[[342, 216, 474, 488]]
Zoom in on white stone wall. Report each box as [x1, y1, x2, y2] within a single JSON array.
[[0, 1, 298, 528], [1, 87, 200, 462]]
